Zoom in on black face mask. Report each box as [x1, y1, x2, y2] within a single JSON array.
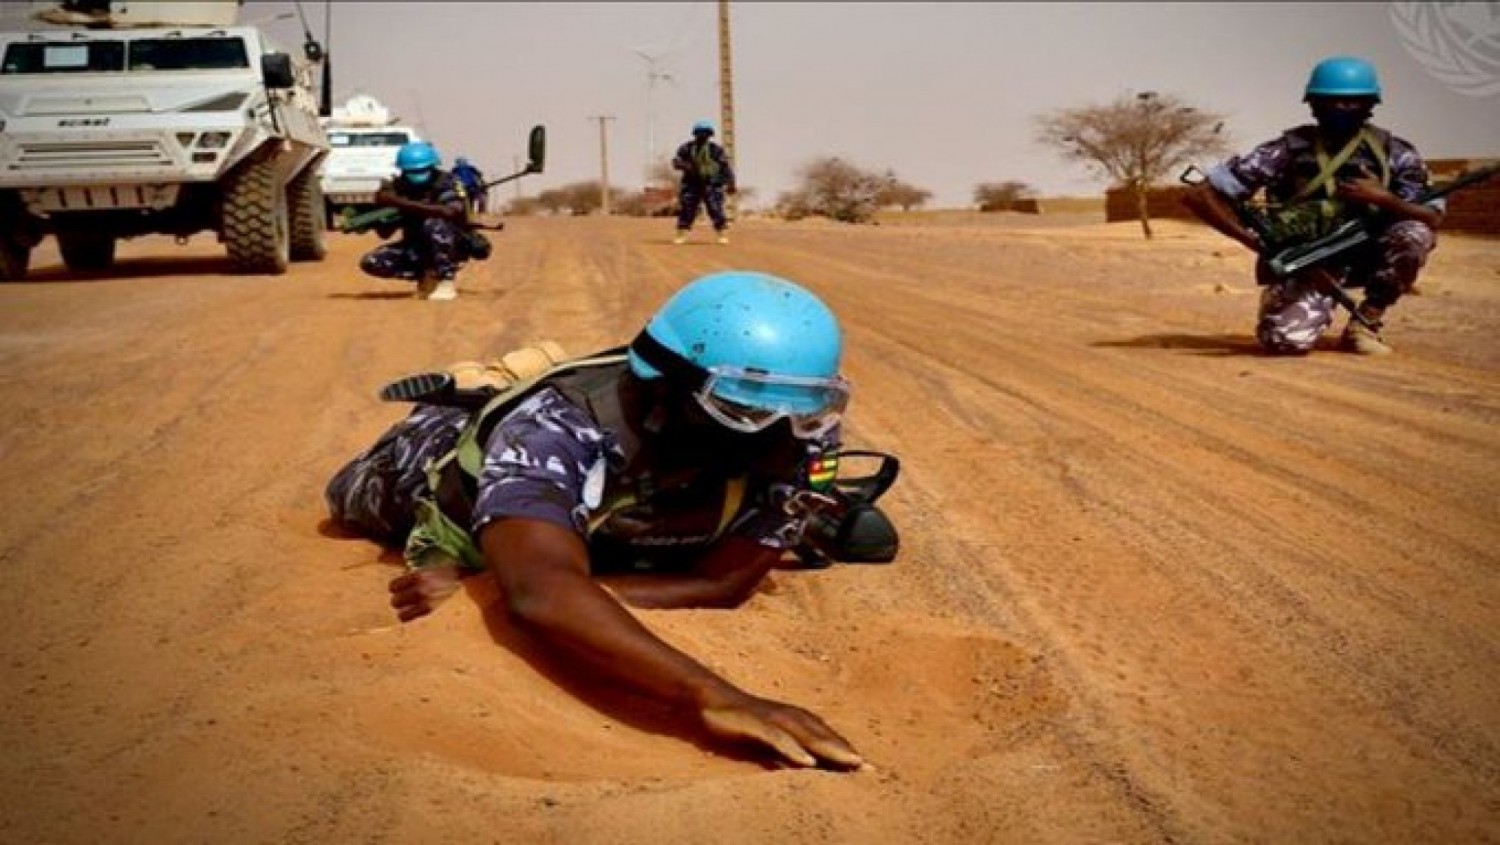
[[1318, 111, 1368, 137], [1309, 97, 1374, 139], [658, 392, 793, 473]]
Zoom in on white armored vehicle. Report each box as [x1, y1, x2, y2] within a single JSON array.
[[320, 94, 421, 227], [0, 1, 329, 279]]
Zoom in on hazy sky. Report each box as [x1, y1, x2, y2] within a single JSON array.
[[9, 2, 1500, 207]]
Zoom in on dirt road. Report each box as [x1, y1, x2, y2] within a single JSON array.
[[2, 215, 1497, 843]]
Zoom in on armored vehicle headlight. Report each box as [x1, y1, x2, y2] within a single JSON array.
[[176, 132, 198, 149], [197, 132, 231, 149]]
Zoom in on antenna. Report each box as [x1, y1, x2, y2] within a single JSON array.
[[408, 89, 430, 138], [290, 0, 330, 116]]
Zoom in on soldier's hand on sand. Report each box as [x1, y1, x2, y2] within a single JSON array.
[[388, 564, 463, 622], [700, 691, 864, 770]]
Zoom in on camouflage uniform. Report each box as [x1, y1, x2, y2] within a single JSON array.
[[673, 139, 736, 234], [326, 384, 824, 572], [1205, 125, 1440, 354], [358, 170, 468, 282]]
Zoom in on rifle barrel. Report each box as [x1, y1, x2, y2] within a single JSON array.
[[1421, 161, 1500, 203]]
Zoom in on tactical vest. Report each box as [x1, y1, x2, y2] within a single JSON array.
[[1263, 125, 1391, 247], [692, 143, 722, 181], [404, 350, 749, 574]]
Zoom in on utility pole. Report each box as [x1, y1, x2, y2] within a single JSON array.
[[717, 0, 737, 216], [589, 114, 616, 216]]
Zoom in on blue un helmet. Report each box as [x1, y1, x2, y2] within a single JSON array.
[[692, 120, 715, 136], [628, 271, 850, 439], [1303, 56, 1382, 103], [395, 141, 441, 185]]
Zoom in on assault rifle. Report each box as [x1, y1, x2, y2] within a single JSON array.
[[1265, 160, 1500, 278], [340, 125, 547, 238]]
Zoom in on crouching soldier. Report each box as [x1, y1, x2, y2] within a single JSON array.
[[1183, 56, 1443, 355], [359, 141, 470, 301]]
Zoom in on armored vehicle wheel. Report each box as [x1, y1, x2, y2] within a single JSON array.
[[288, 166, 327, 261], [57, 230, 117, 272], [223, 158, 290, 274], [0, 236, 30, 282]]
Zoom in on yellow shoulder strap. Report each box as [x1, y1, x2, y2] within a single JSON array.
[[1297, 128, 1389, 202], [1365, 128, 1390, 187]]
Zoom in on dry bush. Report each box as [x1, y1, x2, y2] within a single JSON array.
[[973, 180, 1036, 212], [778, 157, 894, 224], [535, 181, 627, 216], [877, 177, 933, 211], [504, 196, 542, 216]]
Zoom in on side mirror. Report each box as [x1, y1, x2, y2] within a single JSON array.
[[303, 40, 324, 63], [261, 52, 295, 90], [525, 125, 546, 174]]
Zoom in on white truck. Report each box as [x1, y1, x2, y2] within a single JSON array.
[[0, 1, 329, 279], [320, 94, 421, 228]]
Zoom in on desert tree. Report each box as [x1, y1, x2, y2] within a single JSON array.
[[876, 172, 933, 211], [779, 157, 892, 224], [1036, 91, 1227, 238], [973, 180, 1036, 212]]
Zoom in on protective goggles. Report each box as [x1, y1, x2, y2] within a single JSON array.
[[693, 366, 850, 439], [630, 330, 850, 440]]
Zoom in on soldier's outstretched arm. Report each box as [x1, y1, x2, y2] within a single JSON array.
[[482, 517, 863, 770]]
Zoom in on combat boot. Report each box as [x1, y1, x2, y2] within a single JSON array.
[[420, 267, 458, 302], [1340, 305, 1392, 355]]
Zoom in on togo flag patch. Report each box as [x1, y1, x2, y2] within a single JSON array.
[[807, 454, 838, 492]]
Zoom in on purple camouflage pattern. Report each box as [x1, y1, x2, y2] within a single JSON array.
[[358, 170, 469, 282], [326, 386, 813, 561], [1206, 125, 1438, 353]]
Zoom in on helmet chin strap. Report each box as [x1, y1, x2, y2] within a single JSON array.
[[630, 329, 710, 392]]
